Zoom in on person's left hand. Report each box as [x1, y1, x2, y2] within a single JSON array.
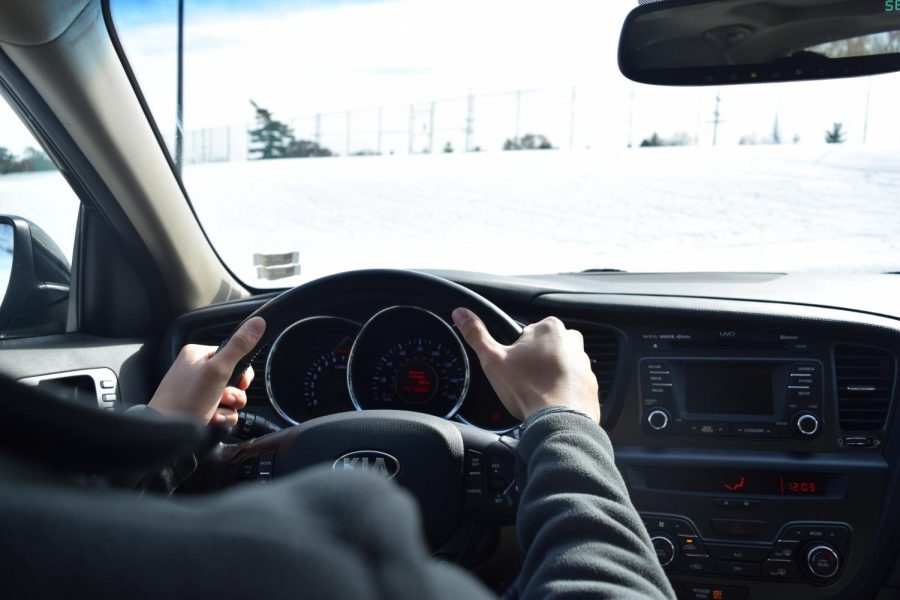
[[148, 317, 266, 426]]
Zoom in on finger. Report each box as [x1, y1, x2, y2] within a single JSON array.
[[214, 317, 267, 368], [213, 407, 239, 427], [236, 365, 254, 390], [219, 388, 248, 411], [452, 308, 505, 364], [567, 328, 584, 346]]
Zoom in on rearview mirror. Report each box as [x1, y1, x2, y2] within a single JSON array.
[[0, 215, 70, 338], [619, 0, 900, 86]]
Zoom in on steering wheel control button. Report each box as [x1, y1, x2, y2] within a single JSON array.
[[236, 457, 258, 482], [651, 534, 677, 568], [710, 519, 765, 538], [464, 475, 485, 508], [805, 544, 841, 579], [646, 409, 670, 432], [465, 450, 483, 475], [257, 452, 275, 482]]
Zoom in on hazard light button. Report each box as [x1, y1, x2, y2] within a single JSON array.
[[710, 519, 765, 537]]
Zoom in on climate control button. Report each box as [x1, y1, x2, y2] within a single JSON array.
[[651, 534, 678, 568], [804, 543, 841, 579]]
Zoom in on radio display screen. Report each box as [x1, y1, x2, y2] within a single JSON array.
[[642, 467, 828, 497], [684, 361, 774, 416]]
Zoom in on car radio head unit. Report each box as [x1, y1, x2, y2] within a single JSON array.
[[640, 357, 822, 440]]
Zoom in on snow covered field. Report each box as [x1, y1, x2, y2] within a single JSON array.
[[1, 145, 900, 292]]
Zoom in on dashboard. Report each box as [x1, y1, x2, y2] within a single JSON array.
[[163, 270, 900, 600]]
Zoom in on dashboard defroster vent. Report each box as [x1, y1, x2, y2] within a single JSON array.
[[834, 344, 896, 431], [187, 323, 271, 405]]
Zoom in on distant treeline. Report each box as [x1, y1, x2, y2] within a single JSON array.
[[0, 146, 54, 174]]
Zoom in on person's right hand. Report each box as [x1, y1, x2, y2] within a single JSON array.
[[451, 308, 600, 423]]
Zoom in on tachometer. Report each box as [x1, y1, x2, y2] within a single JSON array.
[[266, 316, 360, 424], [348, 306, 469, 418]]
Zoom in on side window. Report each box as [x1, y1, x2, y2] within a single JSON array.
[[0, 98, 80, 338]]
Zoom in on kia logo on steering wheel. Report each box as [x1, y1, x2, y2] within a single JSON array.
[[333, 450, 400, 480]]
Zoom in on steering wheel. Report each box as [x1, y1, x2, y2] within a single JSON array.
[[208, 269, 524, 549]]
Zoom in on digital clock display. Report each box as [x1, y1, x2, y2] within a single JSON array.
[[643, 468, 828, 497], [780, 476, 820, 495]]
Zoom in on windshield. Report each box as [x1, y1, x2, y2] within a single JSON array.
[[110, 0, 900, 287]]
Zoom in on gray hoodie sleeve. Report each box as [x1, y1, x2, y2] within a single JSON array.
[[513, 411, 676, 599]]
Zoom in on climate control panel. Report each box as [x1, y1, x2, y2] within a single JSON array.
[[641, 514, 850, 584]]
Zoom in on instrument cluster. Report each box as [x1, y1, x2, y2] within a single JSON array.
[[264, 305, 518, 432]]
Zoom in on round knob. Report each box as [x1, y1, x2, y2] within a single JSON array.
[[793, 412, 821, 438], [647, 409, 670, 432], [650, 534, 677, 568], [804, 543, 840, 579]]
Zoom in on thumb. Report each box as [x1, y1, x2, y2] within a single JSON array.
[[215, 317, 267, 367], [452, 308, 504, 364]]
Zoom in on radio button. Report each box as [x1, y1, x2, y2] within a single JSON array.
[[716, 561, 761, 577], [686, 422, 729, 436], [647, 409, 671, 432], [731, 424, 777, 438], [791, 412, 821, 438], [713, 498, 760, 509], [786, 387, 814, 400]]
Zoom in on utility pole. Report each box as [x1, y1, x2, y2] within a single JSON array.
[[409, 104, 415, 154], [863, 79, 871, 144], [628, 89, 635, 148], [710, 91, 723, 146], [465, 93, 475, 152], [569, 86, 576, 150], [174, 0, 184, 174], [428, 101, 435, 154], [346, 110, 351, 156], [377, 107, 383, 155], [515, 91, 522, 139]]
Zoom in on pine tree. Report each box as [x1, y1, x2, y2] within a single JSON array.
[[825, 122, 846, 144], [248, 101, 295, 159]]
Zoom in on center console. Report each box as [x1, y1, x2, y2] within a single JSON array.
[[607, 324, 896, 600]]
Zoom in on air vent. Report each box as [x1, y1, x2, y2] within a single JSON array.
[[570, 323, 621, 405], [834, 344, 896, 431], [187, 323, 271, 405]]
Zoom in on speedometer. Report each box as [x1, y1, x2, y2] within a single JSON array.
[[348, 306, 470, 418], [370, 338, 467, 410]]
